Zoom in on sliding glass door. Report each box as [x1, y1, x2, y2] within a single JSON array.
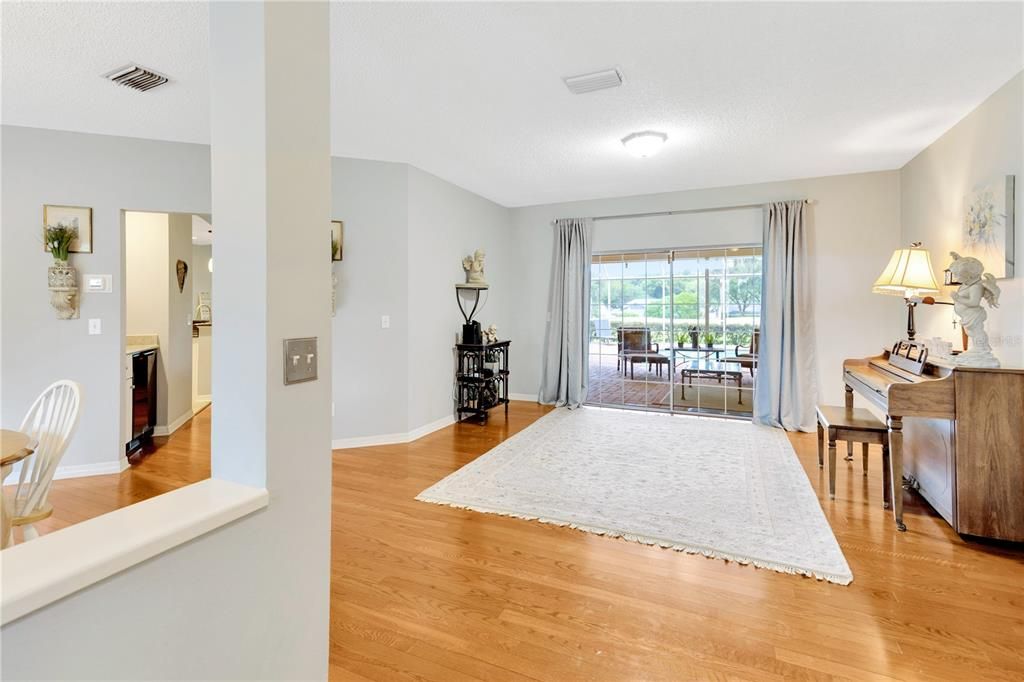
[[588, 246, 761, 418]]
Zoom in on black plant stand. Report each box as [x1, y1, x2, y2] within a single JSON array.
[[455, 340, 510, 423]]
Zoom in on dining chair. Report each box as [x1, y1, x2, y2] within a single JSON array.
[[8, 380, 82, 543]]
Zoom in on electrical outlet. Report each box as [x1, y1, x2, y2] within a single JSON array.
[[88, 318, 102, 335], [381, 315, 390, 329]]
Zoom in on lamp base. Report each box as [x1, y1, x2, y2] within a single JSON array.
[[905, 299, 917, 341]]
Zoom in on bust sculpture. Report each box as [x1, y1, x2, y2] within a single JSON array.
[[462, 249, 487, 286], [948, 251, 1001, 368]]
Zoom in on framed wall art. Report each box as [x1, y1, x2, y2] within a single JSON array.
[[43, 204, 93, 254]]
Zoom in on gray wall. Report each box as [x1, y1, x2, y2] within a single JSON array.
[[901, 71, 1023, 367], [1, 126, 516, 460], [1, 126, 211, 472], [510, 171, 904, 406], [330, 157, 410, 438], [406, 165, 514, 429]]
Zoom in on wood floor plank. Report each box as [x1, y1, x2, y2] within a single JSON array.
[[19, 402, 1024, 681]]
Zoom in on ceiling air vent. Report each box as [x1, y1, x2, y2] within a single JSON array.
[[103, 64, 169, 92], [563, 68, 623, 95]]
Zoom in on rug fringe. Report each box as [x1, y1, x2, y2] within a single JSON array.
[[415, 495, 853, 586]]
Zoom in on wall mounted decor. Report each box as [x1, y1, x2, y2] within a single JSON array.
[[176, 259, 189, 293], [44, 224, 79, 319], [331, 220, 344, 262], [962, 175, 1015, 278], [43, 205, 92, 253]]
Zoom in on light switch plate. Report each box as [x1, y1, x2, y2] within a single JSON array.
[[283, 337, 318, 385], [88, 318, 102, 335]]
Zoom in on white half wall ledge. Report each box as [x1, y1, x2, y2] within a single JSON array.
[[0, 478, 268, 625]]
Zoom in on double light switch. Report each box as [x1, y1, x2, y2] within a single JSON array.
[[283, 337, 318, 385]]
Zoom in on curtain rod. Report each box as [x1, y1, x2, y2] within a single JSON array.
[[586, 198, 814, 223]]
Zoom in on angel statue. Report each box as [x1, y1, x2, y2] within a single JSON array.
[[948, 251, 1001, 368], [462, 249, 487, 286]]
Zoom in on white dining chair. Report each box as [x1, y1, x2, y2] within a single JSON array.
[[8, 380, 82, 543]]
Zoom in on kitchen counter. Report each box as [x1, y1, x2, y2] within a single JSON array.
[[126, 334, 159, 355]]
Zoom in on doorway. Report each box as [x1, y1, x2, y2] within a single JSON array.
[[122, 210, 213, 461], [587, 246, 761, 417]]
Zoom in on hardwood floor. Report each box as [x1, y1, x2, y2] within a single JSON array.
[[329, 404, 1024, 681], [24, 402, 1024, 680], [29, 406, 211, 536]]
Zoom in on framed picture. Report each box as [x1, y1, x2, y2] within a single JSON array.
[[962, 175, 1015, 278], [331, 220, 344, 262], [43, 204, 93, 254]]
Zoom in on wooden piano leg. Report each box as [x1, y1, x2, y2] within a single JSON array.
[[862, 443, 869, 475], [888, 415, 906, 531], [844, 385, 853, 408]]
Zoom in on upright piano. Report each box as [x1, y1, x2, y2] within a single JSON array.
[[844, 349, 1024, 540]]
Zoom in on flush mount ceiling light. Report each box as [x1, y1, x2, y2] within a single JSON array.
[[621, 130, 668, 158]]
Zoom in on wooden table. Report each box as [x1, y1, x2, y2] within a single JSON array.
[[2, 429, 35, 549]]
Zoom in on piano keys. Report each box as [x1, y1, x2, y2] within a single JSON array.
[[843, 349, 1024, 540]]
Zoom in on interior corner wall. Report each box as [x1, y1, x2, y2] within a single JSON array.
[[405, 166, 515, 432], [166, 212, 194, 427], [125, 211, 172, 425], [900, 71, 1024, 367], [510, 170, 904, 407], [0, 126, 211, 473], [330, 157, 410, 440]]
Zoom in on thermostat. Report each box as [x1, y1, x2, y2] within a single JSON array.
[[84, 274, 112, 293]]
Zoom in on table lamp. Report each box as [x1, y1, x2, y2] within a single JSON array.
[[872, 242, 940, 340]]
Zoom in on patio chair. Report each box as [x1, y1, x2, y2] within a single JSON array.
[[733, 328, 760, 376], [617, 327, 660, 375]]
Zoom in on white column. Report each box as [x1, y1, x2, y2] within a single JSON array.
[[209, 1, 332, 674]]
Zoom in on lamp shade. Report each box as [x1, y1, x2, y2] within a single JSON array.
[[872, 247, 940, 297]]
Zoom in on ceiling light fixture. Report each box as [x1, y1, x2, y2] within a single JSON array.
[[621, 131, 668, 158]]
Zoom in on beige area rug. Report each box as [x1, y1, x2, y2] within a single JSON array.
[[417, 407, 852, 584]]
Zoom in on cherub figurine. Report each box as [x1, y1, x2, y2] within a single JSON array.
[[483, 324, 498, 344], [948, 251, 1001, 367], [462, 249, 487, 285]]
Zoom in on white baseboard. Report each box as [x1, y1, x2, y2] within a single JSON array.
[[154, 409, 193, 437], [332, 414, 455, 450], [508, 393, 538, 403], [53, 460, 124, 480]]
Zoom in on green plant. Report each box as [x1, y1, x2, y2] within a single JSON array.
[[45, 223, 78, 261], [703, 331, 717, 347]]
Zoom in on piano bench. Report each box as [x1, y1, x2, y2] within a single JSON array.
[[815, 405, 891, 509]]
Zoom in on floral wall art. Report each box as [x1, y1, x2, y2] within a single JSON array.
[[962, 175, 1015, 278]]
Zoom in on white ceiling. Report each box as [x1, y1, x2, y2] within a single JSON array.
[[3, 2, 1022, 207]]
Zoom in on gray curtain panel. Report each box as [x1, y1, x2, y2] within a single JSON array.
[[538, 218, 593, 408], [754, 201, 818, 431]]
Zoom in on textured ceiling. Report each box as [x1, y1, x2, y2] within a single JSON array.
[[3, 2, 1022, 206]]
